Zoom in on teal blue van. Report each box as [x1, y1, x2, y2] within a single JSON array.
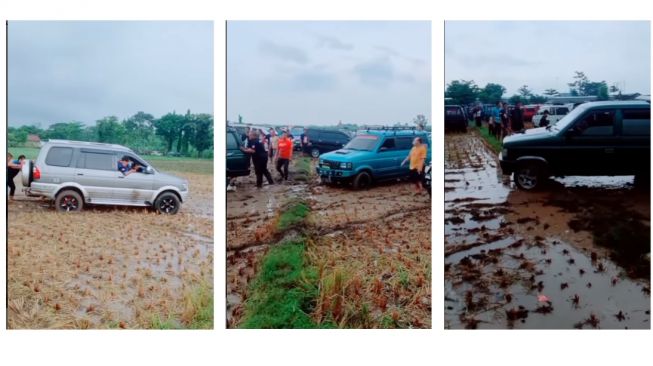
[[316, 127, 431, 189]]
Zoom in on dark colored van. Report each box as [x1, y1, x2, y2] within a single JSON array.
[[445, 105, 468, 132], [499, 101, 650, 190], [304, 128, 351, 158]]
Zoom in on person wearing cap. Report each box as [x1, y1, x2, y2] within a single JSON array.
[[275, 129, 294, 181]]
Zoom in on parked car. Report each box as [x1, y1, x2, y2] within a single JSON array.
[[227, 128, 250, 182], [316, 127, 431, 189], [445, 105, 468, 132], [303, 128, 351, 158], [290, 126, 304, 151], [531, 104, 573, 127], [499, 101, 650, 190], [522, 105, 541, 122], [22, 139, 189, 213]]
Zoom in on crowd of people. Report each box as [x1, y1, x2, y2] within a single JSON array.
[[229, 126, 305, 190], [470, 101, 551, 141]]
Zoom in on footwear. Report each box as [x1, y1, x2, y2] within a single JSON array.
[[226, 185, 236, 192]]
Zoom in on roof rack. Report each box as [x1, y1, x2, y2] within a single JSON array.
[[359, 125, 424, 135]]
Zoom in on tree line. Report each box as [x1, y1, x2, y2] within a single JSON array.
[[445, 71, 636, 106], [8, 110, 214, 158]]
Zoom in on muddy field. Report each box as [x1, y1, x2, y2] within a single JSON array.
[[445, 131, 650, 329], [226, 158, 431, 328], [7, 166, 213, 329]]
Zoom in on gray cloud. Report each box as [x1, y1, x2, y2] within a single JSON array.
[[259, 40, 309, 64], [291, 69, 338, 91], [354, 57, 395, 87], [316, 34, 354, 50]]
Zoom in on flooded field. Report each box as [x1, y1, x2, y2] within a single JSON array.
[[227, 158, 431, 328], [7, 169, 214, 329], [445, 132, 650, 329]]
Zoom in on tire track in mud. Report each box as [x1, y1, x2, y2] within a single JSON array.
[[444, 131, 650, 329]]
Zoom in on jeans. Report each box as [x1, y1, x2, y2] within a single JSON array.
[[276, 158, 289, 180], [253, 156, 273, 187]]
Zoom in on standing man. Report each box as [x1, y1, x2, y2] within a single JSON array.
[[539, 110, 551, 127], [275, 129, 293, 181], [240, 130, 274, 189], [401, 137, 428, 194], [300, 128, 310, 156], [511, 101, 525, 133], [267, 128, 279, 166], [7, 153, 26, 201]]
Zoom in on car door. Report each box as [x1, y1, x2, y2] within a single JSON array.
[[227, 131, 250, 176], [74, 149, 120, 203], [112, 153, 155, 203], [374, 137, 402, 177], [617, 107, 650, 174], [324, 131, 347, 152], [561, 109, 618, 175], [394, 137, 415, 176]]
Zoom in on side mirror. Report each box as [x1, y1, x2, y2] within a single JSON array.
[[379, 146, 388, 152], [566, 127, 578, 138], [145, 166, 154, 174]]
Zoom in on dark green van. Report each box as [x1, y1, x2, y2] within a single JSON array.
[[499, 101, 650, 190], [227, 128, 250, 181]]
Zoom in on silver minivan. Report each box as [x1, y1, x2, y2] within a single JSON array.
[[22, 140, 189, 214]]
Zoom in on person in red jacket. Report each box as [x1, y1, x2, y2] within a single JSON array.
[[275, 129, 294, 181]]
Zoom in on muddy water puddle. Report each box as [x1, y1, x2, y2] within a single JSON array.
[[445, 132, 650, 329]]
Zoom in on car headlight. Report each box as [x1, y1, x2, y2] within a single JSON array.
[[319, 159, 324, 165], [339, 162, 352, 170]]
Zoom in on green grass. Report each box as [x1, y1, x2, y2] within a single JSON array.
[[7, 146, 212, 175], [475, 124, 502, 153], [185, 282, 214, 329], [239, 240, 319, 329], [293, 157, 312, 182], [151, 314, 181, 329], [276, 201, 310, 232]]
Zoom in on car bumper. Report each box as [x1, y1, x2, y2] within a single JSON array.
[[315, 167, 355, 181], [29, 182, 58, 199], [498, 153, 517, 175]]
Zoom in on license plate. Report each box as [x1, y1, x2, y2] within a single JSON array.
[[321, 165, 330, 170]]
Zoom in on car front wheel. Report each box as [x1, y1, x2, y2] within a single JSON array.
[[514, 165, 542, 190], [353, 171, 372, 190], [155, 192, 181, 214], [55, 190, 84, 212]]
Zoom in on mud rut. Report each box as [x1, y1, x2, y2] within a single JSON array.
[[226, 160, 432, 328], [444, 132, 650, 329]]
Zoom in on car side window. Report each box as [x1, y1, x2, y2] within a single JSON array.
[[395, 137, 413, 150], [380, 138, 396, 150], [622, 109, 651, 136], [575, 110, 615, 136], [81, 152, 115, 171], [227, 132, 239, 149], [45, 147, 74, 167], [557, 107, 569, 115]]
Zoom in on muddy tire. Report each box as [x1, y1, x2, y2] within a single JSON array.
[[155, 192, 180, 214], [514, 164, 543, 191], [55, 190, 84, 212], [311, 147, 320, 158], [353, 171, 372, 190]]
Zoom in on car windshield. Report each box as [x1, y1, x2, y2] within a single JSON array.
[[549, 104, 589, 131], [344, 135, 379, 151]]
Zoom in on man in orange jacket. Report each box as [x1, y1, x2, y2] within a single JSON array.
[[275, 129, 294, 181]]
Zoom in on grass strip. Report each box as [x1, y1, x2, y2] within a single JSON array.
[[475, 124, 502, 153]]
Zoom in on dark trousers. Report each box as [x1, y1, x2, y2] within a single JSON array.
[[253, 156, 273, 187], [7, 175, 16, 197], [276, 158, 289, 180]]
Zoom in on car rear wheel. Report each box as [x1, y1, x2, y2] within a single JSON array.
[[514, 164, 542, 190], [155, 192, 180, 214], [311, 147, 320, 158], [55, 190, 84, 212], [353, 171, 372, 190]]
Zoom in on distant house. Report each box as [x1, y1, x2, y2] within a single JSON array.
[[26, 134, 41, 147]]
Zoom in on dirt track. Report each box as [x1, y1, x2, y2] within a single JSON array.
[[226, 158, 431, 328], [445, 131, 650, 329]]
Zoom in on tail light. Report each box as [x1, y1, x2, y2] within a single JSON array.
[[34, 165, 41, 180]]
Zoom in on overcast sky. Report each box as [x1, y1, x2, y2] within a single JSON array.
[[445, 21, 650, 96], [8, 21, 213, 127], [227, 21, 431, 126]]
